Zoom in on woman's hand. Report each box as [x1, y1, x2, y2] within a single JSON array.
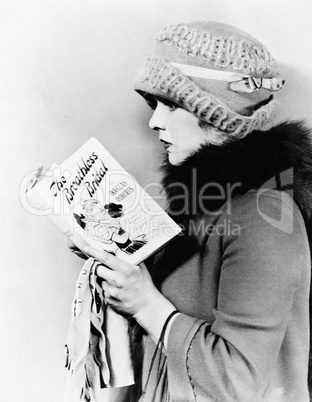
[[72, 245, 177, 343], [83, 246, 162, 317], [67, 239, 89, 260]]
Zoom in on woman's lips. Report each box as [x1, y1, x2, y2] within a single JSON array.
[[160, 140, 172, 151]]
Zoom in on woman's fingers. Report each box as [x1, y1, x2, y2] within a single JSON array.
[[101, 280, 118, 300], [67, 239, 76, 249], [82, 246, 158, 317], [95, 263, 116, 283], [84, 246, 123, 271], [67, 239, 88, 260]]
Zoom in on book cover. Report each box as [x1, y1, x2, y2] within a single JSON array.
[[26, 137, 181, 265]]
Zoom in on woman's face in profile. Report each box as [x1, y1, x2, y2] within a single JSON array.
[[148, 97, 209, 165]]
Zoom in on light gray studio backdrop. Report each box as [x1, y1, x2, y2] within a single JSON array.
[[1, 0, 312, 401]]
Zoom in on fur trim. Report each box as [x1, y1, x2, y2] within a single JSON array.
[[161, 120, 312, 234], [152, 120, 312, 288], [157, 120, 312, 392]]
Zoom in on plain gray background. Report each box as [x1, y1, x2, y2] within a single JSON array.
[[1, 0, 312, 400]]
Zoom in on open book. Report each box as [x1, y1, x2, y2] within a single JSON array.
[[26, 137, 181, 264]]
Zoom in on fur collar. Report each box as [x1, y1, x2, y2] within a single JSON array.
[[151, 119, 312, 290], [148, 120, 312, 393], [161, 120, 312, 234]]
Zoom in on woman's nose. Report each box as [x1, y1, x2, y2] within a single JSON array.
[[148, 102, 167, 131]]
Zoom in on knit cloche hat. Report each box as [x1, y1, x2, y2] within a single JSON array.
[[134, 21, 284, 140]]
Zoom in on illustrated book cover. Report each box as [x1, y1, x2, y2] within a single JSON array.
[[26, 137, 181, 265]]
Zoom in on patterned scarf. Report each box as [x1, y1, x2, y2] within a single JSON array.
[[64, 258, 134, 401]]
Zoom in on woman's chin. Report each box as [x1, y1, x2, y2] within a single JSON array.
[[167, 152, 186, 166]]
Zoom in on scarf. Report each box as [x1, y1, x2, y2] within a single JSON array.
[[64, 258, 134, 401]]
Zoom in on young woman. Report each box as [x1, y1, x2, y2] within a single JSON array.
[[78, 21, 312, 401]]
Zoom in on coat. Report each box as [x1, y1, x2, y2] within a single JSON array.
[[130, 121, 312, 402]]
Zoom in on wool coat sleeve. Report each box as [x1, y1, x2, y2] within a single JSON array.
[[166, 190, 310, 401]]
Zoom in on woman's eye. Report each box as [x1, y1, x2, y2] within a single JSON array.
[[168, 104, 177, 112], [153, 96, 178, 111], [163, 101, 178, 111]]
